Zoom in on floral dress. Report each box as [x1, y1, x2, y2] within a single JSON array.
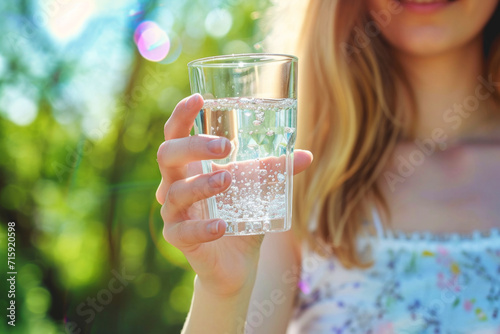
[[287, 223, 500, 334]]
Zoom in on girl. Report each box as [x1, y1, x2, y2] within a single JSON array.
[[156, 0, 500, 332]]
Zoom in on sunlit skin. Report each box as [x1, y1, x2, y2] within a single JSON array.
[[366, 0, 500, 233], [155, 93, 312, 333]]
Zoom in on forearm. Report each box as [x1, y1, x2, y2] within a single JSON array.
[[181, 275, 256, 334]]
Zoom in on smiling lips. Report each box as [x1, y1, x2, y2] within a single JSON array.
[[399, 0, 454, 3], [397, 0, 456, 13]]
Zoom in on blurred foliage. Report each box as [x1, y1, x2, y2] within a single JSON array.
[[0, 0, 270, 333]]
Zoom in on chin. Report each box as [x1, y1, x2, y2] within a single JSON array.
[[388, 26, 457, 56]]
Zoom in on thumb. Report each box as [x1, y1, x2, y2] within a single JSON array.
[[293, 149, 313, 175]]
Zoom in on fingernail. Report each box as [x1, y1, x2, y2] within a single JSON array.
[[207, 220, 226, 234], [208, 171, 226, 188], [207, 138, 228, 154], [186, 94, 200, 109]]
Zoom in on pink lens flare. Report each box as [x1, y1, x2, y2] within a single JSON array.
[[134, 21, 170, 62]]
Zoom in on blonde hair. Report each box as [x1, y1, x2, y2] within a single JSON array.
[[264, 0, 500, 267]]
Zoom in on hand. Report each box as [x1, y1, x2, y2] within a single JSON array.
[[156, 93, 313, 296]]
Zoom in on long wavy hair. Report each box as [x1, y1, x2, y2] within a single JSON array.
[[265, 0, 500, 267]]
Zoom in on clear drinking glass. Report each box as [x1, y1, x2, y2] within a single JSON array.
[[188, 54, 297, 235]]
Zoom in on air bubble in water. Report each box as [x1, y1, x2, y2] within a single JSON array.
[[200, 97, 294, 231], [277, 173, 285, 182]]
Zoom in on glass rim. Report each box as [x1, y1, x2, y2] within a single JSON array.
[[187, 53, 297, 68]]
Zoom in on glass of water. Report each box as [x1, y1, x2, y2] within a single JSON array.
[[188, 54, 297, 235]]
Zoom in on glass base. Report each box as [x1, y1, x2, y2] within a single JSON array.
[[224, 217, 290, 236]]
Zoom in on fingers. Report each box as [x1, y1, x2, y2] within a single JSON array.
[[157, 135, 230, 169], [156, 135, 231, 203], [164, 93, 204, 141], [293, 149, 314, 175], [160, 170, 231, 219], [160, 169, 231, 248], [163, 219, 227, 249], [156, 147, 313, 204]]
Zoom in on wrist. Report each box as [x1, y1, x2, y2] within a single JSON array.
[[182, 275, 256, 334], [194, 272, 257, 300]]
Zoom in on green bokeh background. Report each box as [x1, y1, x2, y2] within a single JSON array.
[[0, 0, 270, 332]]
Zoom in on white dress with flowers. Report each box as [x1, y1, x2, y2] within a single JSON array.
[[287, 212, 500, 334]]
